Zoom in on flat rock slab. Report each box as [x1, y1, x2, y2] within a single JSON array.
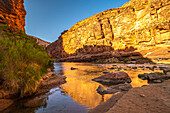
[[106, 79, 170, 113], [0, 99, 13, 111]]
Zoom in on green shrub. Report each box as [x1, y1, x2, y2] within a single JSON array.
[[0, 25, 53, 97]]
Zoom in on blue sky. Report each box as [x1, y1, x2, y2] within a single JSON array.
[[24, 0, 130, 42]]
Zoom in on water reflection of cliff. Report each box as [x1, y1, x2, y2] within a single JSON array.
[[60, 63, 162, 109], [60, 63, 113, 109]]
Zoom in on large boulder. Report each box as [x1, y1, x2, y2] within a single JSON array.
[[92, 71, 131, 85]]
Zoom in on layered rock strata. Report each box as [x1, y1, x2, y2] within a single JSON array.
[[47, 0, 170, 63], [0, 0, 26, 32]]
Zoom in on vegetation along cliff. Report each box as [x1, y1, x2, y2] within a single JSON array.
[[47, 0, 170, 64], [0, 0, 53, 98]]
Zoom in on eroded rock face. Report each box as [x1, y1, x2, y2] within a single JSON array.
[[47, 0, 170, 63], [0, 0, 26, 32]]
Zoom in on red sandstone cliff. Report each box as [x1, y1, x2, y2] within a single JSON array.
[[0, 0, 26, 32], [0, 0, 51, 47]]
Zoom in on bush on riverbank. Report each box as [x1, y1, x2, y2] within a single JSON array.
[[0, 24, 53, 97]]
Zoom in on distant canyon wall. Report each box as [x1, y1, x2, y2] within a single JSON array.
[[47, 0, 170, 63]]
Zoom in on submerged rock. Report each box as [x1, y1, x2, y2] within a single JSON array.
[[92, 71, 131, 85], [70, 67, 78, 70]]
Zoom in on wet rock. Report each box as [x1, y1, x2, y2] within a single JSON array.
[[96, 85, 106, 94], [138, 73, 149, 80], [138, 72, 170, 83], [103, 72, 109, 74], [0, 99, 13, 111], [132, 67, 137, 69], [127, 66, 131, 68], [96, 83, 132, 95], [159, 66, 166, 70], [139, 66, 144, 68], [92, 72, 131, 85], [71, 67, 78, 70], [146, 66, 154, 71], [96, 85, 119, 95], [142, 85, 147, 87], [163, 68, 170, 74], [151, 79, 163, 83], [152, 66, 157, 69], [108, 83, 132, 91], [96, 85, 118, 95], [108, 67, 115, 70]]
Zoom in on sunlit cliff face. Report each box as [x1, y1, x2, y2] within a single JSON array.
[[59, 0, 170, 63], [59, 63, 163, 109]]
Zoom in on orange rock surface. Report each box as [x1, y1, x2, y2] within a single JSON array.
[[0, 0, 26, 32]]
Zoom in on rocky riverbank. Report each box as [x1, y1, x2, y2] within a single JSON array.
[[89, 66, 170, 113], [89, 79, 170, 113], [0, 70, 66, 111]]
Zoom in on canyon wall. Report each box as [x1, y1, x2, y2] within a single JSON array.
[[0, 0, 26, 32], [47, 0, 170, 63]]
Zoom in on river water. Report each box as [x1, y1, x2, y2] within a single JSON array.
[[3, 62, 163, 113]]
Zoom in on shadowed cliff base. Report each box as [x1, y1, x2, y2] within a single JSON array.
[[47, 36, 154, 63]]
